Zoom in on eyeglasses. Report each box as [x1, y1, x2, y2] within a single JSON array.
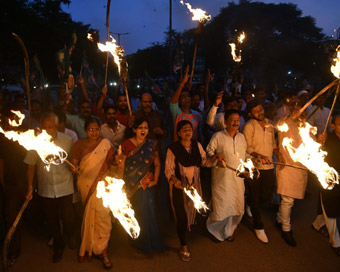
[[87, 128, 100, 132]]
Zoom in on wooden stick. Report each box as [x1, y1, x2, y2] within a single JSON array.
[[124, 85, 132, 116], [3, 198, 31, 271], [104, 0, 112, 85], [293, 79, 339, 119], [322, 81, 340, 135], [272, 161, 308, 171], [189, 22, 204, 85], [12, 33, 31, 128]]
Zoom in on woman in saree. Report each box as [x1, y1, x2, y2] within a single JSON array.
[[120, 117, 163, 255], [71, 117, 115, 269], [165, 120, 222, 262]]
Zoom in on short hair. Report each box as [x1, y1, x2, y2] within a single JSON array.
[[40, 112, 58, 125], [104, 105, 118, 114], [224, 109, 240, 121], [191, 91, 202, 100], [246, 98, 262, 113], [177, 119, 193, 133], [223, 96, 238, 105], [84, 117, 100, 131], [133, 117, 149, 130]]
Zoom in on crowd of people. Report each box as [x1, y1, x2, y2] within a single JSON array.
[[0, 66, 340, 270]]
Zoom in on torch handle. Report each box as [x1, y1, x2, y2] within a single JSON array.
[[124, 85, 132, 116], [189, 40, 199, 85], [64, 159, 80, 174], [322, 81, 340, 135], [272, 161, 308, 171]]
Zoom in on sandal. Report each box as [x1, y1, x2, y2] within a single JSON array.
[[95, 253, 112, 270], [226, 235, 235, 242], [179, 250, 191, 262], [312, 225, 329, 238]]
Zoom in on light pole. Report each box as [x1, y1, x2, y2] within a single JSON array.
[[110, 32, 130, 45]]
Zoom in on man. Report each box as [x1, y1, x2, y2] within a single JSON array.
[[66, 100, 100, 139], [170, 66, 202, 142], [206, 93, 245, 132], [242, 99, 282, 243], [100, 105, 126, 149], [116, 93, 131, 126], [312, 115, 340, 256], [206, 109, 248, 241], [25, 112, 76, 263], [276, 103, 308, 247], [307, 94, 332, 135]]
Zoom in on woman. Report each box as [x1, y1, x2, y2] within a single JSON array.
[[71, 117, 114, 269], [165, 120, 220, 262], [120, 117, 163, 254]]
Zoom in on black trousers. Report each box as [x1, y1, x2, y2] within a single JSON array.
[[39, 194, 75, 250], [246, 169, 275, 230], [172, 187, 188, 246]]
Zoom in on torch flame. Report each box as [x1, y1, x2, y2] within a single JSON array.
[[277, 123, 289, 132], [8, 110, 25, 127], [96, 177, 140, 239], [229, 31, 245, 62], [278, 122, 339, 189], [184, 186, 209, 214], [87, 33, 94, 42], [180, 0, 211, 23], [236, 158, 258, 179], [97, 36, 125, 75], [331, 45, 340, 79], [0, 111, 68, 170]]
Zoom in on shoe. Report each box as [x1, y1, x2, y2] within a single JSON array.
[[255, 229, 269, 244], [179, 250, 191, 262], [331, 246, 340, 256], [95, 252, 112, 270], [52, 247, 64, 263], [275, 220, 282, 229], [281, 231, 297, 247], [246, 205, 253, 218], [312, 225, 329, 238]]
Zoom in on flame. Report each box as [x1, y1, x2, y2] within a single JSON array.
[[180, 0, 211, 23], [0, 111, 68, 170], [96, 177, 140, 239], [97, 36, 125, 74], [8, 110, 25, 127], [229, 31, 245, 62], [87, 33, 94, 42], [278, 122, 339, 189], [331, 45, 340, 79], [183, 186, 209, 214], [277, 123, 288, 132], [236, 158, 258, 179]]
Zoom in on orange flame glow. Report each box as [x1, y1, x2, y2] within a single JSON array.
[[87, 33, 94, 42], [8, 110, 25, 127], [229, 31, 245, 62], [0, 111, 68, 170], [236, 158, 258, 179], [183, 186, 209, 214], [278, 122, 339, 189], [331, 45, 340, 79], [180, 0, 211, 23], [97, 36, 125, 75], [96, 177, 140, 239]]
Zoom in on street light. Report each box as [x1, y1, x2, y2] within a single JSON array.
[[110, 32, 130, 46]]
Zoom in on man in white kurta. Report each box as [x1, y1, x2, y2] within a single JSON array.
[[276, 117, 308, 247], [206, 109, 248, 241]]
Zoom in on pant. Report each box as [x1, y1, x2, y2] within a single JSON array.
[[247, 169, 275, 229], [172, 187, 188, 246], [313, 214, 340, 248], [276, 195, 295, 232], [39, 194, 75, 250]]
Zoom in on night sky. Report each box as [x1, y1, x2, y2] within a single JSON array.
[[62, 0, 340, 54]]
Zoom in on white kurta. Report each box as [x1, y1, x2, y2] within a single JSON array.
[[206, 130, 247, 240], [276, 119, 308, 199]]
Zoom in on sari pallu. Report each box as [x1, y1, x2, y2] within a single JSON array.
[[122, 138, 163, 252], [77, 139, 114, 257]]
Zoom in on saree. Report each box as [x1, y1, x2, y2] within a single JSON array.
[[77, 138, 114, 256], [122, 138, 163, 252]]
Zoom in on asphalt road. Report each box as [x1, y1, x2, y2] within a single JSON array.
[[6, 179, 340, 272]]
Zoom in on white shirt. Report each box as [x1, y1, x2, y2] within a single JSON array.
[[307, 105, 332, 134], [100, 121, 126, 149], [242, 118, 276, 170], [206, 105, 245, 131]]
